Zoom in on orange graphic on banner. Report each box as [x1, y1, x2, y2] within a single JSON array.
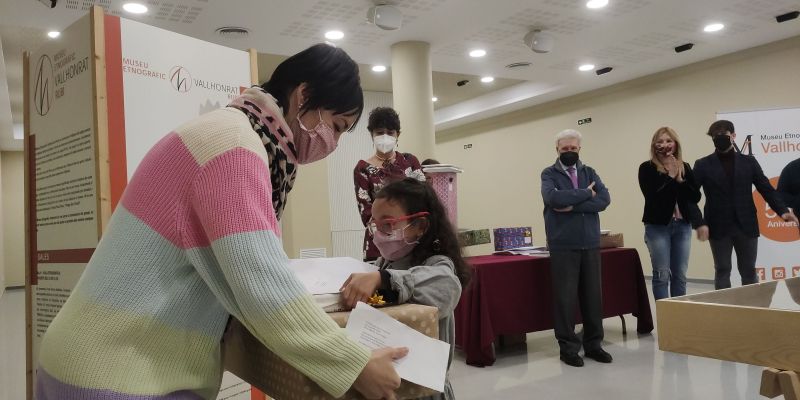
[[772, 267, 787, 280], [753, 177, 800, 242]]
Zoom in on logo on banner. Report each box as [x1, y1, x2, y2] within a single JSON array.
[[793, 266, 800, 278], [169, 66, 192, 93], [754, 177, 800, 242], [772, 267, 787, 280], [34, 55, 55, 116], [756, 267, 766, 281]]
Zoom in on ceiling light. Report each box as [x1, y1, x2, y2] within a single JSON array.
[[469, 49, 487, 58], [372, 65, 387, 72], [47, 31, 60, 39], [586, 0, 609, 9], [432, 97, 438, 102], [480, 76, 494, 83], [579, 64, 595, 72], [703, 23, 724, 32], [325, 30, 344, 40], [122, 3, 148, 14]]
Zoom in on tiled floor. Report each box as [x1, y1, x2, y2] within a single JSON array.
[[0, 283, 782, 399]]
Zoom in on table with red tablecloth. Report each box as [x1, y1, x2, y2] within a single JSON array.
[[454, 247, 653, 367]]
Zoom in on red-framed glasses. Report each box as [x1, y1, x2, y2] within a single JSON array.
[[368, 212, 430, 236]]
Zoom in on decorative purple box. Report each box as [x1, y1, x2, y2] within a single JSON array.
[[493, 227, 533, 251]]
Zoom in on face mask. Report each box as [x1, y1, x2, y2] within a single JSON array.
[[372, 225, 419, 261], [294, 110, 337, 164], [374, 134, 397, 154], [713, 135, 732, 152], [559, 151, 579, 166]]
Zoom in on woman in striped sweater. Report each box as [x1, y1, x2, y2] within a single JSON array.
[[36, 44, 406, 400]]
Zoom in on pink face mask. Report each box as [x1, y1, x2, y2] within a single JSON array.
[[372, 224, 419, 261], [294, 110, 337, 164]]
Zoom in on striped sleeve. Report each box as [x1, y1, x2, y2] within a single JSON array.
[[187, 145, 370, 397]]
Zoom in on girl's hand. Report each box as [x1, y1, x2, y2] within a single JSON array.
[[340, 272, 383, 308]]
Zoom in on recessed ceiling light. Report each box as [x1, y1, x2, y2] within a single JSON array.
[[432, 97, 438, 102], [122, 2, 148, 14], [579, 64, 595, 71], [469, 49, 487, 58], [586, 0, 609, 9], [481, 76, 494, 83], [47, 31, 60, 39], [372, 65, 387, 72], [703, 23, 724, 32], [325, 30, 344, 40]]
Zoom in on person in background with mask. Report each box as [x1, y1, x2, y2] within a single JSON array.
[[694, 120, 798, 289], [36, 43, 407, 400], [638, 127, 703, 300], [354, 107, 425, 261], [541, 129, 612, 368]]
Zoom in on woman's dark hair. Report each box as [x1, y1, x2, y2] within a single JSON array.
[[263, 43, 363, 131], [367, 107, 401, 134], [375, 178, 471, 286], [707, 120, 734, 137], [421, 159, 440, 166]]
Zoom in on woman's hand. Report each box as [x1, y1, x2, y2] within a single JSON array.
[[663, 155, 679, 179], [353, 347, 408, 399], [340, 271, 383, 309]]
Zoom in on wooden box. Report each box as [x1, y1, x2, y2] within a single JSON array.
[[222, 303, 440, 400], [657, 277, 800, 371]]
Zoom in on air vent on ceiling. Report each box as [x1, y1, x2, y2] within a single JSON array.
[[505, 61, 532, 69], [215, 26, 249, 39]]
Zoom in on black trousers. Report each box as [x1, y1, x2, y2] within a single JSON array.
[[709, 227, 759, 290], [549, 249, 604, 356]]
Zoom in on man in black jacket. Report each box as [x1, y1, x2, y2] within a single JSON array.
[[778, 158, 800, 215], [541, 129, 611, 367], [694, 120, 797, 289]]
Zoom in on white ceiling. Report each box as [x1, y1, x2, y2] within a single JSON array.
[[2, 0, 800, 149]]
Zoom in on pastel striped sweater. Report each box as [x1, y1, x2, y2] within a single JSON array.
[[36, 107, 370, 399]]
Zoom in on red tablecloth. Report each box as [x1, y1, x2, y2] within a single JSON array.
[[455, 248, 653, 366]]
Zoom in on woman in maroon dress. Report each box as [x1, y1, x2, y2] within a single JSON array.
[[354, 107, 425, 261]]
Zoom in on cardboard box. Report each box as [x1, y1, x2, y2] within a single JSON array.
[[493, 227, 533, 251], [599, 233, 624, 248], [459, 229, 491, 247], [657, 277, 800, 371], [222, 304, 440, 400]]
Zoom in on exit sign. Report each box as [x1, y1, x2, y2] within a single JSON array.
[[578, 117, 592, 125]]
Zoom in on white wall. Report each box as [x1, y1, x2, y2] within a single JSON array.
[[2, 151, 24, 287], [435, 36, 800, 280], [0, 150, 4, 295]]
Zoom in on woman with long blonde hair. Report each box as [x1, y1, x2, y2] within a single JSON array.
[[638, 127, 703, 299]]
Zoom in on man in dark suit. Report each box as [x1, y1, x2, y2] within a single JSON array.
[[694, 120, 798, 289], [541, 129, 612, 367], [778, 158, 800, 214]]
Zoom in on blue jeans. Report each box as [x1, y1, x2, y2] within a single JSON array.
[[644, 220, 691, 300]]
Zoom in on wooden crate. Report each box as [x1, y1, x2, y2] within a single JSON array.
[[657, 277, 800, 371]]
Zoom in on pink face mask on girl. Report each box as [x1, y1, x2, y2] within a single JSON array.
[[294, 110, 337, 164], [372, 226, 419, 261], [369, 212, 429, 261]]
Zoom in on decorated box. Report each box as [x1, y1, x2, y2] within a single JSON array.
[[458, 228, 491, 247], [222, 304, 440, 400], [493, 227, 533, 251]]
